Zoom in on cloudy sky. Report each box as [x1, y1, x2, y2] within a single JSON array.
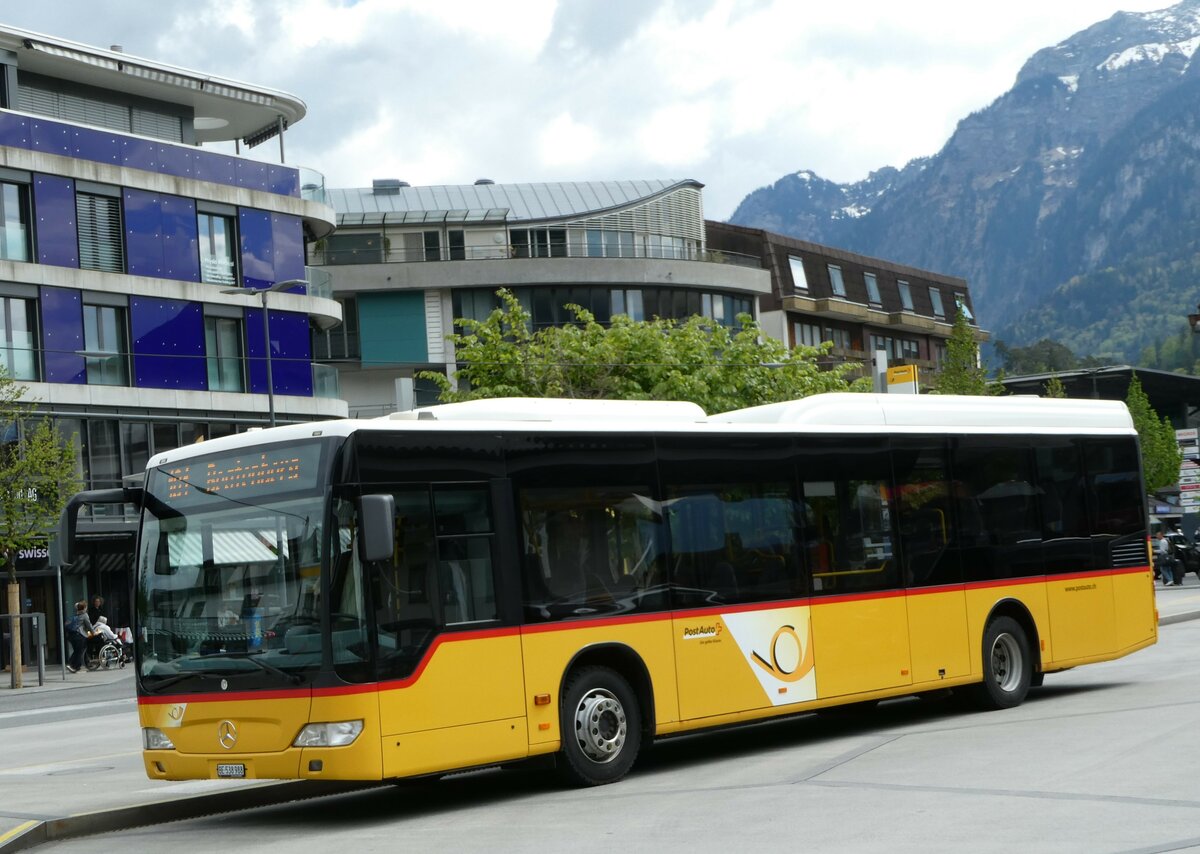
[[0, 0, 1174, 218]]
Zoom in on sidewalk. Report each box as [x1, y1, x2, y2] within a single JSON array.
[[0, 664, 130, 695]]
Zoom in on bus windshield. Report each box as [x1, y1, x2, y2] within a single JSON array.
[[135, 440, 334, 690]]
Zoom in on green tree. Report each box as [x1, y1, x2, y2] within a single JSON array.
[[994, 337, 1081, 374], [1043, 375, 1067, 398], [932, 308, 1003, 395], [1124, 373, 1181, 492], [420, 289, 871, 414], [0, 371, 80, 688]]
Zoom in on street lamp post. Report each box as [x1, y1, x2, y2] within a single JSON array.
[[221, 279, 307, 427]]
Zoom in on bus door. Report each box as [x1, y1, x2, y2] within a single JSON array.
[[352, 479, 527, 779], [801, 438, 913, 699], [1039, 440, 1116, 662], [894, 441, 970, 684]]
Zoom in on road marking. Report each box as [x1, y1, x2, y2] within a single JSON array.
[[0, 697, 135, 721], [0, 819, 39, 845]]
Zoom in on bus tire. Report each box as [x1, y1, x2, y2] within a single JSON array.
[[558, 666, 642, 787], [972, 616, 1031, 710]]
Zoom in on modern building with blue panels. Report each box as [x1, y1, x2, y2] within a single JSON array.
[[0, 25, 342, 649]]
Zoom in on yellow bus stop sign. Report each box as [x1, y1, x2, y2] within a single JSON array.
[[886, 365, 919, 394]]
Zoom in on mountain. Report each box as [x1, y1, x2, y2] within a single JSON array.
[[728, 0, 1200, 364]]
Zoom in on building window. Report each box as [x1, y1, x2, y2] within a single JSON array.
[[205, 315, 244, 392], [76, 190, 124, 273], [320, 232, 383, 265], [401, 231, 441, 262], [586, 229, 604, 257], [828, 264, 846, 297], [0, 295, 38, 380], [448, 230, 465, 261], [930, 288, 946, 318], [864, 272, 882, 306], [610, 289, 645, 321], [0, 181, 30, 262], [871, 334, 920, 362], [198, 211, 237, 285], [828, 327, 852, 350], [510, 228, 567, 259], [795, 322, 822, 348], [789, 256, 809, 292], [313, 297, 360, 360], [954, 293, 975, 323], [82, 303, 128, 385], [897, 280, 914, 311]]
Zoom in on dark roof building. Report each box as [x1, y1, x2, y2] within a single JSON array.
[[706, 221, 986, 377]]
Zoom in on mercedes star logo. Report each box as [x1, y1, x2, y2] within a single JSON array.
[[217, 719, 238, 750]]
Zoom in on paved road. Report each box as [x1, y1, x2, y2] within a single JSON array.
[[9, 612, 1198, 854]]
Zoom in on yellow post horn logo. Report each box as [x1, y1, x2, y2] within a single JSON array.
[[750, 623, 814, 683]]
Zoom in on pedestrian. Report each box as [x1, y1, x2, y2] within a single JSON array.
[[87, 595, 104, 625], [1155, 531, 1176, 586], [65, 600, 93, 673]]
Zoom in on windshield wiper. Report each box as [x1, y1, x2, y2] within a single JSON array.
[[206, 650, 304, 685], [141, 670, 211, 694]]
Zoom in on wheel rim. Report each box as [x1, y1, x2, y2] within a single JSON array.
[[989, 632, 1023, 693], [573, 687, 627, 764]]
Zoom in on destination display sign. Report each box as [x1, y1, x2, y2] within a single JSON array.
[[156, 442, 325, 507]]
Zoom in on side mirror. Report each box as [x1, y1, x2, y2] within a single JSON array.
[[357, 494, 395, 562]]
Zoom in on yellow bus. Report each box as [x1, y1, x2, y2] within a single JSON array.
[[62, 393, 1156, 787]]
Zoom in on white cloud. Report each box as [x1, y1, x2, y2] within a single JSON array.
[[0, 0, 1173, 218], [538, 113, 601, 168]]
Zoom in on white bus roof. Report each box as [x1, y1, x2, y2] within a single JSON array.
[[145, 393, 1135, 470]]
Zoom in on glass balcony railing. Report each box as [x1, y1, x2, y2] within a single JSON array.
[[312, 362, 340, 399], [299, 167, 328, 205], [304, 266, 334, 300]]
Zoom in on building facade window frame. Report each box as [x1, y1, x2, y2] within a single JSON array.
[[897, 280, 914, 311], [828, 264, 847, 297], [930, 287, 946, 319], [864, 271, 882, 306], [0, 168, 32, 263], [795, 321, 822, 348], [197, 202, 238, 286], [789, 255, 809, 293], [313, 296, 360, 361], [81, 294, 129, 386], [75, 181, 125, 274], [203, 306, 245, 392], [0, 285, 39, 380]]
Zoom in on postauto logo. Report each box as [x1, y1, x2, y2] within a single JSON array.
[[682, 623, 722, 640]]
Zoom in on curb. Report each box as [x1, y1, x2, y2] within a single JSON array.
[[1159, 609, 1200, 626], [0, 780, 378, 853]]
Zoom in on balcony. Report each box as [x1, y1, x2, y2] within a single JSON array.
[[310, 242, 763, 268]]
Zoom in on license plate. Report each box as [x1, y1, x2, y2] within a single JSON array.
[[216, 763, 246, 778]]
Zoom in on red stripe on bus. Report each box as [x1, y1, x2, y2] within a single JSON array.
[[139, 564, 1151, 705]]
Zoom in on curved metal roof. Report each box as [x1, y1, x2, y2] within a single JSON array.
[[327, 179, 704, 226], [0, 24, 306, 143]]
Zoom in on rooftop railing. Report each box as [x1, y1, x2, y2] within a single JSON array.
[[309, 242, 763, 269]]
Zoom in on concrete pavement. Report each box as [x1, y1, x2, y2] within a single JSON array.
[[2, 582, 1198, 853]]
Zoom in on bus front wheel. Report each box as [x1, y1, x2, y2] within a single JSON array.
[[558, 666, 642, 786], [973, 616, 1031, 710]]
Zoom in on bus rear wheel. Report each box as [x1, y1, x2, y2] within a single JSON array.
[[972, 616, 1031, 710], [558, 666, 642, 786]]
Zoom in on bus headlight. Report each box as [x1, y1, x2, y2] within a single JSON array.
[[143, 727, 176, 750], [293, 720, 364, 747]]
